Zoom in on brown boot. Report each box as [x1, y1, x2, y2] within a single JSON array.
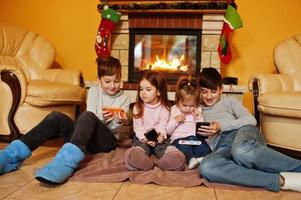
[[156, 146, 185, 171], [125, 146, 155, 171]]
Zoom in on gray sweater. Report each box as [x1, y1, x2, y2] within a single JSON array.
[[202, 95, 257, 150], [87, 86, 130, 138]]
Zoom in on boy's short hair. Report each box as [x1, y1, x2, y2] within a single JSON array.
[[96, 56, 122, 78], [199, 67, 223, 90]]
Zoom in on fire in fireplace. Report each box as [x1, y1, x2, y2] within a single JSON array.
[[128, 29, 201, 84]]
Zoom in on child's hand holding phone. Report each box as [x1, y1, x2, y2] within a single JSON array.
[[157, 131, 167, 143], [102, 107, 126, 123], [114, 109, 127, 124], [146, 140, 156, 147], [144, 128, 158, 142], [196, 121, 221, 138], [141, 137, 156, 147], [102, 108, 114, 123], [144, 128, 164, 146], [196, 122, 210, 139]]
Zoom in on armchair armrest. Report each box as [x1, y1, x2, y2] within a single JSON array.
[[0, 64, 27, 104], [40, 69, 84, 87], [0, 65, 28, 140], [248, 73, 294, 124], [249, 74, 294, 95]]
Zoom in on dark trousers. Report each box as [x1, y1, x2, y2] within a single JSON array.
[[171, 135, 211, 163], [132, 135, 168, 158], [20, 111, 117, 154]]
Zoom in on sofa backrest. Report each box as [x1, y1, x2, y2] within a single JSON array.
[[274, 33, 301, 90], [0, 23, 55, 81]]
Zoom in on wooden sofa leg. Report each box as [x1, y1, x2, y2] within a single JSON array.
[[0, 70, 21, 142]]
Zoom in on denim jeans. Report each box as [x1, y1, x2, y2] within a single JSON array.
[[20, 111, 117, 154], [199, 125, 301, 192], [172, 135, 211, 163]]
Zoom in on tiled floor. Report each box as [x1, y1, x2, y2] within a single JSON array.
[[1, 141, 301, 200]]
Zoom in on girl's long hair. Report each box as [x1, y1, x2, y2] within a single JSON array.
[[134, 70, 170, 119]]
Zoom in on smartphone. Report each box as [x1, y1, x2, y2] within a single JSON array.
[[102, 107, 125, 115], [196, 122, 210, 139], [144, 128, 158, 142]]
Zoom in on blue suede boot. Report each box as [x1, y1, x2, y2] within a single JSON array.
[[35, 143, 84, 184], [0, 140, 32, 174]]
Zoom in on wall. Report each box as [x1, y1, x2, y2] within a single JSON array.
[[0, 0, 100, 79], [227, 0, 301, 112], [1, 0, 301, 113]]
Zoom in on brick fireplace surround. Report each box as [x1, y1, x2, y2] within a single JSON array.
[[89, 1, 246, 102]]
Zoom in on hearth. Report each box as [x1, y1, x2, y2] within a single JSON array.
[[128, 28, 201, 84]]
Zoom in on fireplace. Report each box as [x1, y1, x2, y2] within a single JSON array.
[[128, 28, 201, 84], [98, 0, 230, 88]]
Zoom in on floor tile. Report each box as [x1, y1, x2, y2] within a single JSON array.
[[115, 182, 216, 200], [215, 188, 301, 200], [5, 181, 122, 200], [0, 146, 58, 199]]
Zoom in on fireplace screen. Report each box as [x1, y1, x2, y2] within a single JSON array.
[[128, 29, 201, 84]]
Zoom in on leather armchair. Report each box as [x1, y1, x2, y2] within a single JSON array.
[[0, 23, 85, 141], [249, 33, 301, 152]]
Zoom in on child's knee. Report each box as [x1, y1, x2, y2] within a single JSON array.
[[199, 156, 223, 180], [232, 139, 259, 165]]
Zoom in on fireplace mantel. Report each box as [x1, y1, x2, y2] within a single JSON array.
[[100, 0, 228, 84], [98, 0, 236, 14]]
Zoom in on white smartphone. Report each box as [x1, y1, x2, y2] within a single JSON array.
[[178, 140, 202, 145]]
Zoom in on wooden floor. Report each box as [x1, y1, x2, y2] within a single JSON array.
[[1, 141, 301, 200]]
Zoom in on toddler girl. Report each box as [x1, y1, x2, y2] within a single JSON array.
[[125, 70, 185, 171], [166, 77, 211, 169]]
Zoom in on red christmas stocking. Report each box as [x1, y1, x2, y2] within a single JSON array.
[[95, 5, 121, 57], [218, 5, 243, 64], [218, 23, 233, 64]]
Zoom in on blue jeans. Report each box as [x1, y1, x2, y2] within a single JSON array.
[[172, 135, 211, 163], [199, 125, 301, 192]]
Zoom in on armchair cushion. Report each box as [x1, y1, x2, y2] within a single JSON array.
[[258, 92, 301, 118], [26, 80, 85, 106]]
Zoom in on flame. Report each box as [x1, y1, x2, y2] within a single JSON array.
[[145, 55, 188, 71]]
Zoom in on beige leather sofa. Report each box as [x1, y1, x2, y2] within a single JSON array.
[[249, 33, 301, 152], [0, 23, 85, 141]]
